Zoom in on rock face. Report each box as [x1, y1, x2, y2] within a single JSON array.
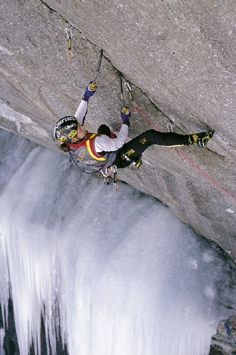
[[0, 0, 236, 353]]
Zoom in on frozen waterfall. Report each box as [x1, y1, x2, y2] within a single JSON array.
[[0, 128, 236, 355]]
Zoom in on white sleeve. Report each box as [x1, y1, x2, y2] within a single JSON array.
[[94, 124, 129, 152], [74, 100, 88, 124]]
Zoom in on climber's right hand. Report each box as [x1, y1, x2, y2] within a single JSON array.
[[120, 107, 131, 127]]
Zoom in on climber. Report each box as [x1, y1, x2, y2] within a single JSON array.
[[54, 82, 214, 173]]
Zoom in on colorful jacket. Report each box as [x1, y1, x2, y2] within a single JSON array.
[[68, 133, 117, 170]]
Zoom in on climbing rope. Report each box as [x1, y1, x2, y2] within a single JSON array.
[[174, 148, 236, 201], [117, 77, 236, 202]]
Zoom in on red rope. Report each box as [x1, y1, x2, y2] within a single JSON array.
[[134, 106, 161, 132], [115, 104, 236, 202], [175, 148, 236, 201]]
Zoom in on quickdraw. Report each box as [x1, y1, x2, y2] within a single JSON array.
[[90, 49, 103, 90], [65, 26, 74, 61], [124, 81, 136, 107], [119, 74, 126, 110], [119, 74, 135, 114]]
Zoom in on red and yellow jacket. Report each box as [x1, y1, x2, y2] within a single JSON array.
[[68, 133, 117, 170]]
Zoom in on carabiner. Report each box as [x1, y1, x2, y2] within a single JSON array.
[[124, 80, 136, 106], [124, 81, 131, 94]]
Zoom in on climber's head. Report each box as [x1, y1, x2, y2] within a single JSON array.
[[54, 116, 88, 144], [54, 116, 78, 143]]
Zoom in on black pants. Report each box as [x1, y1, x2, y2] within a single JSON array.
[[115, 129, 190, 169]]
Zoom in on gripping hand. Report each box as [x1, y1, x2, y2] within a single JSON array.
[[120, 107, 131, 127], [82, 81, 97, 101]]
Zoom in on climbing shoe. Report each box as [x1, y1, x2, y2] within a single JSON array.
[[133, 157, 142, 169], [189, 130, 214, 148]]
